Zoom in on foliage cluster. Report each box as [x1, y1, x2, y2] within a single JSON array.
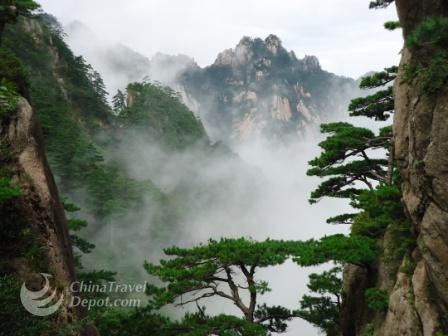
[[0, 177, 20, 203], [305, 58, 412, 333], [143, 236, 377, 334], [404, 17, 448, 95], [0, 47, 29, 116], [364, 288, 389, 311], [0, 0, 40, 44], [114, 82, 207, 149], [0, 275, 50, 335], [296, 267, 342, 335]]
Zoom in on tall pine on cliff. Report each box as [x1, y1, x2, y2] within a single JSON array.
[[304, 62, 412, 334]]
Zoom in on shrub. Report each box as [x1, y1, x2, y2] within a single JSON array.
[[365, 288, 389, 311], [0, 177, 21, 203], [0, 47, 29, 96]]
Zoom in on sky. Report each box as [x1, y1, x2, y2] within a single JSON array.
[[38, 0, 403, 78]]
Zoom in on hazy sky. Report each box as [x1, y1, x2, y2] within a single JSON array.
[[38, 0, 402, 78]]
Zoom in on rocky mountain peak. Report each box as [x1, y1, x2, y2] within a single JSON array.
[[302, 55, 321, 70], [181, 34, 358, 144], [214, 34, 289, 66], [265, 34, 282, 55]]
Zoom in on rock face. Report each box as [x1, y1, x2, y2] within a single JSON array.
[[1, 98, 93, 334], [178, 35, 358, 144], [391, 0, 448, 334], [341, 3, 448, 335], [341, 1, 448, 335]]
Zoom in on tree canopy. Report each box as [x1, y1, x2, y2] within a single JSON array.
[[296, 267, 342, 335], [144, 236, 378, 334], [306, 122, 390, 206]]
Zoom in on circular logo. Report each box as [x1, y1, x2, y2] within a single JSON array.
[[20, 273, 64, 316]]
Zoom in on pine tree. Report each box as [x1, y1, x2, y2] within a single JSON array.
[[296, 267, 342, 335], [144, 236, 378, 334], [369, 0, 394, 9], [307, 68, 396, 224], [112, 89, 126, 115]]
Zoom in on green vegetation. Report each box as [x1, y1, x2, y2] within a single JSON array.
[[365, 288, 389, 311], [0, 275, 50, 335], [306, 53, 414, 334], [144, 236, 377, 334], [0, 0, 40, 45], [307, 122, 389, 207], [0, 85, 18, 116], [384, 21, 401, 31], [115, 82, 207, 149], [0, 177, 21, 202], [349, 66, 396, 121], [351, 183, 405, 238], [0, 46, 29, 116], [0, 47, 29, 95], [296, 267, 342, 335], [405, 16, 448, 50], [403, 17, 448, 95], [0, 3, 425, 336], [62, 199, 116, 296], [2, 17, 158, 219]]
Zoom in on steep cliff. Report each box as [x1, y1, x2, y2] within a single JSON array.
[[0, 96, 94, 334], [342, 2, 448, 335], [391, 1, 448, 333]]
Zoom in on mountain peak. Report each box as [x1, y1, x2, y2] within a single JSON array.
[[237, 36, 254, 47], [214, 34, 288, 66], [302, 55, 321, 70], [265, 34, 282, 55]]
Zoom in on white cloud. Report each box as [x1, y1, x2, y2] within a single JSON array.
[[38, 0, 402, 78]]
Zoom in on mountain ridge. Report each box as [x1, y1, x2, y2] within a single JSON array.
[[63, 21, 359, 144]]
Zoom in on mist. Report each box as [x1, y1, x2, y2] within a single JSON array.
[[63, 39, 361, 335], [69, 122, 353, 335], [53, 8, 396, 335]]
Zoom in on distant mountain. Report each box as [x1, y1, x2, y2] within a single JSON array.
[[65, 20, 151, 94], [63, 25, 359, 144], [177, 35, 359, 143]]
